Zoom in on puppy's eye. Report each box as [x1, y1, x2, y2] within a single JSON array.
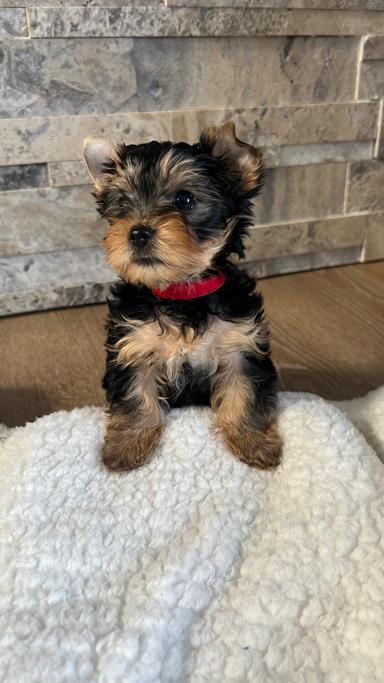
[[174, 190, 195, 211]]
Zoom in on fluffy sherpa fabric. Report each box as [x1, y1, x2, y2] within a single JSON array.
[[1, 389, 384, 683]]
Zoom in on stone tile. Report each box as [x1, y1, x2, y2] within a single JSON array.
[[0, 281, 110, 317], [0, 38, 137, 119], [359, 37, 384, 102], [0, 8, 28, 37], [130, 37, 358, 111], [44, 144, 374, 187], [0, 0, 160, 5], [362, 36, 384, 61], [252, 163, 347, 225], [262, 141, 373, 167], [27, 6, 178, 38], [281, 9, 384, 34], [48, 161, 90, 187], [346, 161, 384, 213], [0, 164, 48, 191], [1, 102, 375, 168], [0, 112, 170, 166], [27, 6, 384, 38], [169, 0, 383, 7], [171, 102, 377, 147], [244, 215, 364, 261], [359, 62, 384, 101], [0, 186, 105, 257], [0, 247, 112, 292], [247, 247, 361, 278], [373, 99, 384, 160], [0, 248, 114, 316], [362, 214, 384, 262], [0, 36, 346, 117], [0, 35, 354, 118]]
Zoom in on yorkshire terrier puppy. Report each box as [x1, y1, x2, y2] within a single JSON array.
[[84, 121, 282, 471]]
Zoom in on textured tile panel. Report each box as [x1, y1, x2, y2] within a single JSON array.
[[0, 164, 48, 191], [252, 163, 347, 225], [0, 112, 170, 166], [27, 6, 384, 37], [245, 215, 365, 261], [346, 161, 384, 213], [0, 186, 104, 257]]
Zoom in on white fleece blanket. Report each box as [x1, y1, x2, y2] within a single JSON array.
[[1, 389, 384, 683]]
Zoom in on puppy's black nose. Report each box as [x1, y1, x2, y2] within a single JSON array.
[[130, 225, 154, 248]]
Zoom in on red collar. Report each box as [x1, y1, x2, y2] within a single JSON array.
[[152, 272, 226, 300]]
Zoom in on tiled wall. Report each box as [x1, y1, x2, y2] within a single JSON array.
[[1, 1, 384, 315]]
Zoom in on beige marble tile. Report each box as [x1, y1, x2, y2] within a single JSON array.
[[252, 163, 347, 225], [0, 186, 104, 257], [0, 0, 160, 5], [262, 141, 373, 167], [244, 215, 365, 261], [170, 102, 378, 147], [247, 247, 361, 278], [362, 214, 384, 262], [2, 100, 377, 167], [0, 36, 358, 117], [48, 161, 90, 187], [346, 161, 384, 213], [359, 62, 384, 101], [130, 36, 359, 111], [363, 36, 384, 60], [359, 36, 384, 103], [168, 0, 383, 7], [0, 38, 137, 119], [0, 248, 114, 316], [27, 6, 384, 38], [0, 8, 28, 37], [0, 112, 171, 166]]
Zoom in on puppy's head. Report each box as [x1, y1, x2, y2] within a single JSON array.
[[84, 121, 263, 288]]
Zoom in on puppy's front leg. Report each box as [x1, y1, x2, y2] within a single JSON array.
[[211, 351, 282, 468], [103, 364, 163, 472]]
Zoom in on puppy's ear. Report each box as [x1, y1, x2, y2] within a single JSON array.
[[83, 135, 119, 185], [199, 121, 263, 196]]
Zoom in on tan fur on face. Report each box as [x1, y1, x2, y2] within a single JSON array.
[[104, 211, 232, 289]]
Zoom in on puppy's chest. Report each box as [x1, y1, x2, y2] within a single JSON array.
[[115, 314, 264, 382], [123, 318, 222, 375]]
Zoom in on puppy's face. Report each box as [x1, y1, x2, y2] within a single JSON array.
[[84, 122, 263, 288]]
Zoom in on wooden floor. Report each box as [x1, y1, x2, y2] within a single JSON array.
[[1, 261, 384, 428]]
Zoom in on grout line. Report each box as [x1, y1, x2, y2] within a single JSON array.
[[373, 97, 384, 160], [360, 227, 368, 263], [354, 35, 369, 101], [0, 103, 376, 131], [250, 209, 384, 231], [24, 7, 31, 39], [343, 163, 350, 215]]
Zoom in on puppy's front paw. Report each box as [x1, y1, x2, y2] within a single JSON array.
[[102, 422, 163, 472], [220, 421, 282, 469]]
